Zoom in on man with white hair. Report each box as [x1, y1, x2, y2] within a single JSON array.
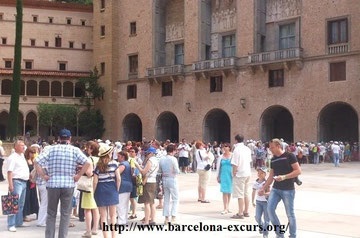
[[331, 141, 341, 167]]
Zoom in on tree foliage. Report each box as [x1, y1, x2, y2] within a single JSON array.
[[78, 109, 105, 140], [54, 0, 92, 5], [78, 67, 105, 110], [7, 0, 23, 140]]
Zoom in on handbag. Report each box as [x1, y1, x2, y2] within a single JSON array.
[[1, 192, 19, 215], [199, 151, 211, 171], [77, 175, 93, 193]]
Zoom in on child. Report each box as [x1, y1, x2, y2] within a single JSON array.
[[252, 167, 270, 238]]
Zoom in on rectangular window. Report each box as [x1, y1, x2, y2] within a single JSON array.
[[81, 20, 86, 26], [0, 13, 3, 20], [45, 41, 49, 47], [5, 60, 12, 68], [205, 44, 211, 60], [67, 18, 72, 25], [130, 22, 137, 36], [33, 15, 38, 22], [127, 84, 137, 99], [210, 76, 223, 92], [30, 39, 35, 46], [49, 17, 53, 23], [82, 43, 86, 49], [100, 25, 105, 37], [59, 62, 67, 71], [69, 41, 74, 48], [100, 62, 105, 75], [25, 61, 32, 69], [162, 81, 173, 97], [328, 18, 348, 44], [129, 55, 138, 76], [269, 69, 284, 87], [222, 34, 236, 57], [279, 23, 295, 49], [1, 37, 6, 44], [55, 36, 62, 47], [174, 43, 184, 65], [101, 0, 105, 10], [330, 62, 346, 82]]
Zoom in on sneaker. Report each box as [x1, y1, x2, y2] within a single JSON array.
[[17, 223, 30, 227], [8, 226, 16, 232], [37, 224, 46, 227], [220, 210, 228, 215]]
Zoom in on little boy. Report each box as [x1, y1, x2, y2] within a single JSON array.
[[252, 166, 270, 238]]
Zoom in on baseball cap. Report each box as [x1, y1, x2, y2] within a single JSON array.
[[59, 129, 71, 138], [145, 146, 157, 154], [257, 166, 267, 174]]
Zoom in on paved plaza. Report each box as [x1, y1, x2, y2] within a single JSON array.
[[0, 161, 359, 238]]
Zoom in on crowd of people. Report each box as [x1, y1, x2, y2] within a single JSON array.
[[0, 133, 359, 238]]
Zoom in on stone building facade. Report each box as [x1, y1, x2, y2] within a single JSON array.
[[93, 0, 359, 144]]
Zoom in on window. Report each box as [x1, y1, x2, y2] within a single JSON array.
[[129, 55, 138, 76], [82, 43, 86, 49], [205, 44, 211, 60], [328, 18, 348, 44], [269, 69, 284, 87], [67, 18, 72, 25], [49, 17, 53, 23], [55, 36, 62, 47], [279, 23, 295, 49], [222, 34, 236, 57], [30, 39, 35, 46], [174, 43, 184, 65], [2, 37, 6, 44], [130, 22, 136, 36], [33, 15, 38, 22], [81, 20, 86, 26], [100, 62, 105, 75], [59, 62, 67, 71], [162, 81, 173, 96], [5, 60, 12, 68], [127, 85, 137, 99], [330, 62, 346, 82], [69, 41, 74, 48], [25, 61, 32, 69], [100, 25, 105, 37], [45, 41, 49, 47], [100, 0, 105, 10], [0, 13, 3, 20], [210, 76, 223, 92]]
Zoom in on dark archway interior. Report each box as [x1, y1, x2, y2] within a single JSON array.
[[156, 112, 179, 143], [261, 106, 293, 143], [319, 103, 358, 143], [122, 114, 142, 142], [203, 109, 230, 144]]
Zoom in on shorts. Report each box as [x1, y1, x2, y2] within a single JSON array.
[[197, 169, 210, 189], [232, 176, 250, 199], [179, 157, 189, 167]]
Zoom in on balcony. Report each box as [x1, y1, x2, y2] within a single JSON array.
[[328, 43, 349, 55], [192, 57, 239, 80], [146, 65, 185, 82], [247, 48, 303, 71]]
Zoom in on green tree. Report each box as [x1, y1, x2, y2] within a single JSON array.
[[78, 67, 105, 110], [78, 109, 105, 139], [7, 0, 23, 140]]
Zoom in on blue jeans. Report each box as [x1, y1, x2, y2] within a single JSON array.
[[7, 179, 27, 228], [267, 188, 296, 238], [162, 177, 179, 217], [333, 153, 340, 167], [255, 200, 269, 235]]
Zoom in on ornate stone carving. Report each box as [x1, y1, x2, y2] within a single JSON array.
[[165, 22, 184, 42], [266, 0, 302, 23], [211, 8, 236, 33]]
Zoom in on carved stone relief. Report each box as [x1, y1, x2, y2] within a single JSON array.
[[165, 22, 184, 42], [211, 8, 237, 33], [211, 34, 219, 59], [266, 0, 302, 23]]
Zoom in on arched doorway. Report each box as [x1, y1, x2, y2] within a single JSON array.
[[25, 111, 38, 136], [0, 111, 9, 140], [122, 113, 142, 142], [261, 105, 294, 143], [318, 102, 358, 142], [203, 109, 231, 143], [155, 112, 179, 143]]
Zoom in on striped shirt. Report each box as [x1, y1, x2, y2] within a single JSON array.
[[94, 160, 119, 183], [36, 143, 88, 188]]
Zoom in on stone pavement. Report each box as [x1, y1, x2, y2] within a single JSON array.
[[0, 162, 359, 238]]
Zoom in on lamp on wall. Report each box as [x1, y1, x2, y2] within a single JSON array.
[[240, 98, 246, 109], [186, 102, 191, 112]]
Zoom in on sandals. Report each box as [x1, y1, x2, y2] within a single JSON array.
[[128, 214, 137, 219], [200, 200, 210, 203], [156, 205, 163, 209], [69, 222, 76, 227], [230, 213, 244, 219], [243, 212, 250, 217]]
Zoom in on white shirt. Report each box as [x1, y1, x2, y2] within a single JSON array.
[[195, 148, 211, 170], [253, 179, 267, 202], [177, 143, 191, 158], [6, 152, 29, 180], [331, 144, 341, 154], [231, 142, 252, 177]]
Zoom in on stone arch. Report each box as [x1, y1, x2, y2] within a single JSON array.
[[0, 110, 9, 140], [1, 79, 12, 95], [51, 81, 61, 96], [155, 111, 179, 142], [27, 80, 37, 96], [25, 111, 38, 136], [122, 113, 142, 142], [63, 81, 73, 97], [203, 108, 231, 143], [318, 102, 359, 143], [39, 80, 49, 96], [260, 105, 294, 142]]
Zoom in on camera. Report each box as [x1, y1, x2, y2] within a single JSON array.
[[294, 177, 302, 186]]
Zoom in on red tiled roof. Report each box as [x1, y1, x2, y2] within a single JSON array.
[[0, 69, 91, 78], [0, 0, 92, 12]]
